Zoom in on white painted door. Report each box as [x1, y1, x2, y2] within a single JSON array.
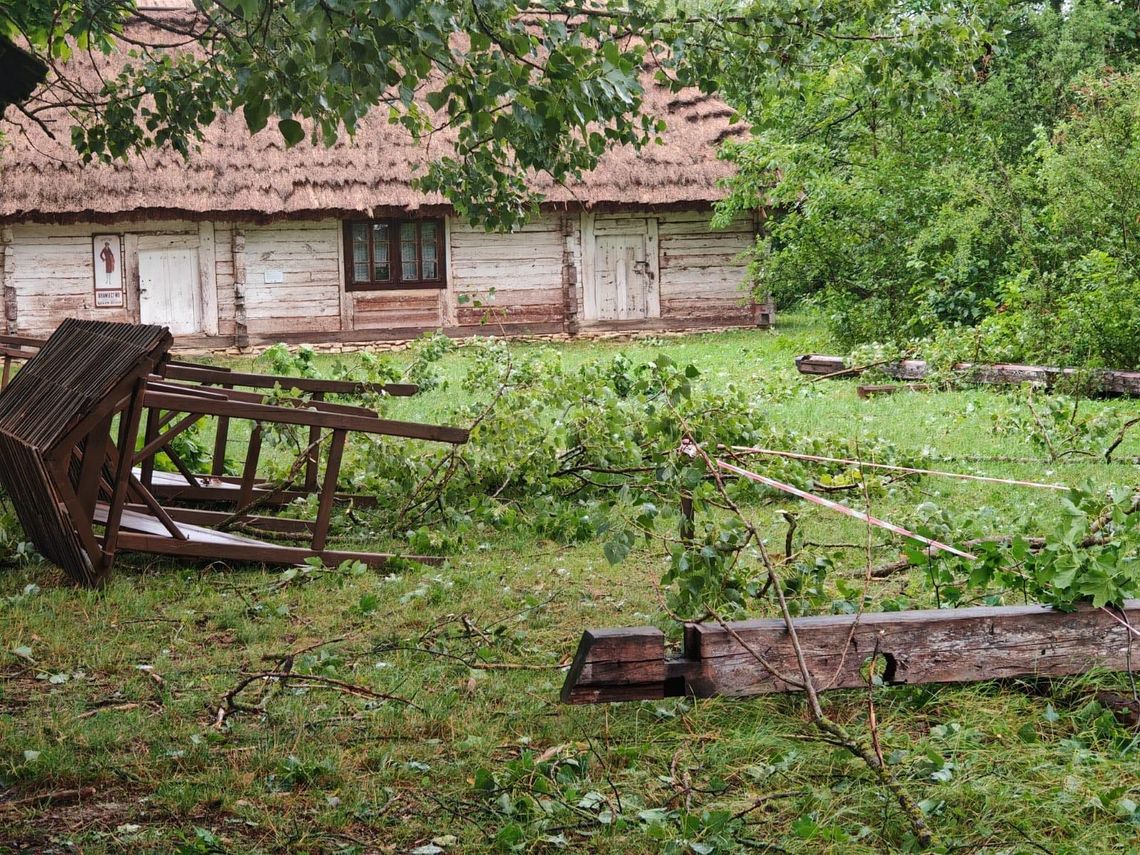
[[583, 215, 660, 322], [138, 248, 201, 334]]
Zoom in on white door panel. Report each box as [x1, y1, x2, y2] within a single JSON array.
[[138, 248, 202, 334], [583, 215, 660, 322]]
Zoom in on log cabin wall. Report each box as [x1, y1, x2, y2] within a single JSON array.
[[450, 213, 569, 329], [241, 220, 342, 338], [657, 211, 757, 325], [3, 208, 765, 345], [5, 220, 232, 339]]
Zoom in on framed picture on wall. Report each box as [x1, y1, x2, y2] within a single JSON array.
[[92, 234, 125, 307]]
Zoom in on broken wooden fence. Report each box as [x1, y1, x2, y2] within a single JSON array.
[[795, 354, 1140, 397], [562, 600, 1140, 703], [0, 320, 468, 586]]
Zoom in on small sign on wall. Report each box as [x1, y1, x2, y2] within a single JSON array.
[[92, 234, 125, 308]]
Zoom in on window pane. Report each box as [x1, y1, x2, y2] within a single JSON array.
[[351, 223, 369, 282], [422, 237, 438, 280], [401, 222, 418, 280], [372, 224, 390, 280]]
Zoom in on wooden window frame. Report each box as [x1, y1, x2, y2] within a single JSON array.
[[343, 218, 446, 291]]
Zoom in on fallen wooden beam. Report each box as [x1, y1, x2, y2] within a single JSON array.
[[562, 600, 1140, 703], [856, 383, 930, 399], [795, 355, 1140, 397]]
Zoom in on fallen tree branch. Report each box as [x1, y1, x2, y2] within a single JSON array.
[[0, 787, 97, 811], [218, 669, 420, 726]]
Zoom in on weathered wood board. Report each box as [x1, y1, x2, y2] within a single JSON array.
[[562, 601, 1140, 704], [795, 354, 1140, 397]]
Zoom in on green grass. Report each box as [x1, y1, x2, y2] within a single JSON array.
[[2, 315, 1139, 854]]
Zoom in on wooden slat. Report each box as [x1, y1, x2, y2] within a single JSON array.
[[562, 601, 1140, 704], [115, 530, 442, 569], [141, 390, 469, 444], [162, 363, 418, 397], [311, 429, 345, 551]]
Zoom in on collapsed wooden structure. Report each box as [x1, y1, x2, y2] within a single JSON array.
[[0, 321, 468, 586], [562, 600, 1140, 703], [795, 354, 1140, 397]]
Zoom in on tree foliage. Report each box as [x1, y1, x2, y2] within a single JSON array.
[[715, 0, 1140, 367], [4, 0, 991, 228]]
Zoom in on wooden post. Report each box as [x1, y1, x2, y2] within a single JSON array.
[[140, 408, 160, 488], [304, 391, 325, 490], [232, 228, 249, 348], [1, 225, 16, 334], [211, 384, 232, 476], [561, 213, 579, 335], [198, 222, 219, 337], [101, 380, 148, 564]]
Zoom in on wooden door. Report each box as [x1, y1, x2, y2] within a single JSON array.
[[138, 247, 201, 335], [583, 215, 660, 322]]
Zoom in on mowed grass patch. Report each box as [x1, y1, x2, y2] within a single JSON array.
[[2, 316, 1139, 853]]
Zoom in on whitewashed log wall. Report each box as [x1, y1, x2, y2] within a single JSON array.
[[451, 214, 568, 327], [4, 220, 231, 336], [2, 209, 760, 342], [657, 211, 757, 323]]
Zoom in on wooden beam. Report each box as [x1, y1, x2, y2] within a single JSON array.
[[562, 601, 1140, 704], [796, 355, 1140, 397], [856, 383, 929, 399]]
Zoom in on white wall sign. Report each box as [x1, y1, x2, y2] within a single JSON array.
[[263, 269, 284, 284], [92, 234, 125, 308]]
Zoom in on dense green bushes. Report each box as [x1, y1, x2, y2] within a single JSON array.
[[718, 1, 1140, 368]]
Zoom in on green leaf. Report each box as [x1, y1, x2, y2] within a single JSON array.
[[279, 118, 305, 146]]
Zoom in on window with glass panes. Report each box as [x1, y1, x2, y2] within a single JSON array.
[[343, 219, 445, 290]]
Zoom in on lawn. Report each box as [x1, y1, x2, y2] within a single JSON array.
[[2, 316, 1139, 854]]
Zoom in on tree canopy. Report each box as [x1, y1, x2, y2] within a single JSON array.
[[2, 0, 990, 227], [716, 0, 1140, 368]]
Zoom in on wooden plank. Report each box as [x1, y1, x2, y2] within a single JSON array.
[[562, 601, 1140, 704], [197, 222, 219, 336], [115, 529, 442, 569], [645, 217, 661, 319], [122, 504, 312, 535], [142, 469, 378, 509], [580, 211, 597, 321], [311, 429, 346, 550]]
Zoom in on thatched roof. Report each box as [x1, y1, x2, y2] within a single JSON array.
[[0, 11, 746, 223]]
